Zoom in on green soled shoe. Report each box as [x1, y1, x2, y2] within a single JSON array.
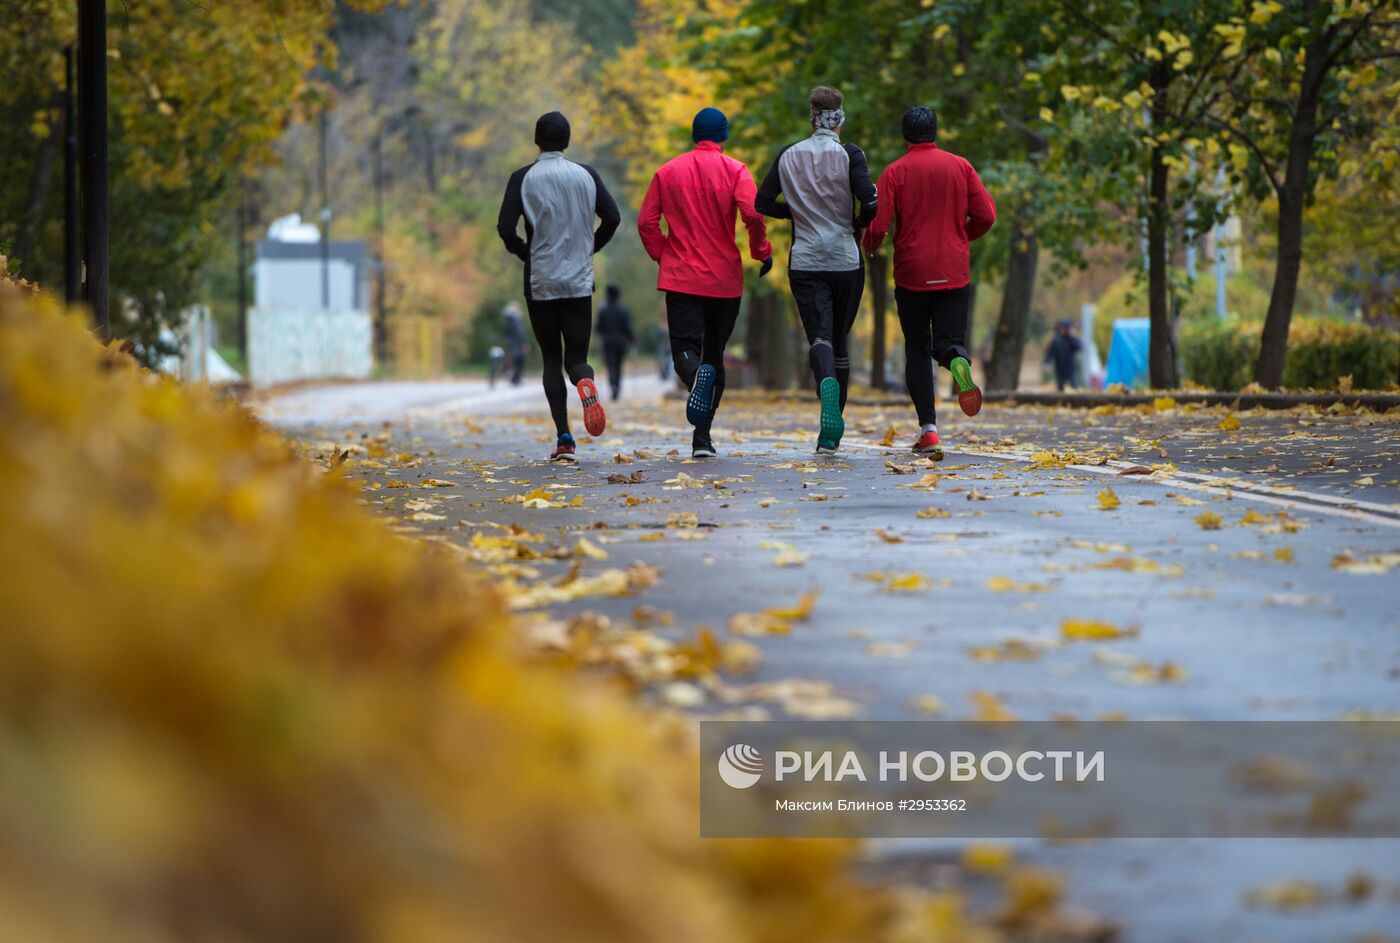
[[950, 356, 982, 417], [816, 377, 844, 453]]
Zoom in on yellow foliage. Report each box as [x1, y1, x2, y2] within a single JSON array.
[[0, 291, 989, 942]]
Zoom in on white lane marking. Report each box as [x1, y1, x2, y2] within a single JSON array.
[[831, 439, 1400, 530]]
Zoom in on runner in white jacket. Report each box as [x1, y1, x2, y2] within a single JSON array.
[[497, 111, 620, 460]]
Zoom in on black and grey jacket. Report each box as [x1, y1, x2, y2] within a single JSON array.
[[755, 129, 878, 273], [497, 152, 620, 300]]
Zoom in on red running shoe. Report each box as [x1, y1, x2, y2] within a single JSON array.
[[912, 429, 944, 460], [576, 378, 606, 436]]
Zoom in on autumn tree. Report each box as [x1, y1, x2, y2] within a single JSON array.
[[1208, 0, 1399, 387], [0, 0, 363, 350]]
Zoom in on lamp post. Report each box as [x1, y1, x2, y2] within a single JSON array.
[[77, 0, 109, 338]]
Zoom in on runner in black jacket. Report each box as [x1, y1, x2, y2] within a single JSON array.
[[756, 86, 877, 454], [497, 111, 620, 460], [595, 284, 636, 400]]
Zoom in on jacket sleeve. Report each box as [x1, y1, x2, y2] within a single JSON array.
[[966, 163, 996, 241], [734, 165, 772, 262], [754, 148, 791, 220], [845, 143, 878, 229], [585, 164, 621, 253], [861, 165, 896, 254], [496, 167, 530, 262], [637, 172, 667, 263]]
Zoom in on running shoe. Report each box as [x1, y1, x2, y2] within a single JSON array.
[[692, 429, 717, 459], [912, 429, 944, 460], [576, 378, 606, 436], [816, 376, 843, 453], [687, 363, 717, 426], [551, 433, 577, 462], [950, 356, 982, 417]]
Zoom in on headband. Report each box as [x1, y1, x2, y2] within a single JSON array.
[[813, 107, 845, 130]]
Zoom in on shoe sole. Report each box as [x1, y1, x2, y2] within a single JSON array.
[[551, 452, 577, 462], [687, 364, 716, 426], [913, 443, 945, 461], [692, 449, 717, 459], [818, 377, 844, 452], [950, 357, 981, 417], [577, 379, 606, 436]]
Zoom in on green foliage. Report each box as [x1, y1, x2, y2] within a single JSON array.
[[1282, 319, 1400, 390], [1179, 316, 1260, 390], [1092, 270, 1271, 353], [1181, 316, 1400, 390]]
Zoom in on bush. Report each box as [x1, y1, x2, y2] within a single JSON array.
[[0, 286, 1004, 942], [1180, 317, 1260, 391], [1180, 316, 1400, 390], [1283, 319, 1400, 391]]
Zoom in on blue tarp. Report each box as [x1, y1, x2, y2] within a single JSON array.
[[1104, 318, 1151, 390]]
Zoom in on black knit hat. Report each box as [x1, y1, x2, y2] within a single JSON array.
[[535, 111, 571, 151], [902, 106, 938, 143]]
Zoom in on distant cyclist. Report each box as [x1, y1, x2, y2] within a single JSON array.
[[638, 106, 773, 458], [497, 111, 619, 461], [757, 85, 877, 453], [863, 106, 995, 459]]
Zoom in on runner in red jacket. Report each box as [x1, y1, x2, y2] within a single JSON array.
[[863, 106, 996, 459], [638, 106, 773, 458]]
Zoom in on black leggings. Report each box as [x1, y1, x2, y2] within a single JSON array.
[[526, 296, 595, 435], [895, 285, 970, 426], [789, 267, 864, 410], [665, 292, 741, 432]]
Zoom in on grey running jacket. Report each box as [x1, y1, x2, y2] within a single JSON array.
[[756, 129, 878, 273], [497, 152, 620, 300]]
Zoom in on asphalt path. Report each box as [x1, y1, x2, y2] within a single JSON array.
[[261, 379, 1400, 943]]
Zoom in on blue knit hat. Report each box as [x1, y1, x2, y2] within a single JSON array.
[[692, 107, 729, 143]]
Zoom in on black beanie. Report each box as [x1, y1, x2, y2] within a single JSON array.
[[902, 106, 938, 143], [535, 111, 571, 151]]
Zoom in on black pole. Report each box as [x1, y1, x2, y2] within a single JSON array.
[[236, 189, 247, 359], [373, 131, 386, 363], [63, 45, 79, 305], [77, 0, 109, 338], [318, 109, 330, 309]]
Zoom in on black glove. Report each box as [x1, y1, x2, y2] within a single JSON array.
[[759, 256, 774, 278]]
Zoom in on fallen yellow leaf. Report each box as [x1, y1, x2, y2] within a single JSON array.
[[1061, 618, 1138, 640]]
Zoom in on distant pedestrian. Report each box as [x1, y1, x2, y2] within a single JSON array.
[[497, 111, 620, 461], [596, 284, 636, 400], [863, 106, 996, 459], [756, 85, 878, 454], [1044, 319, 1083, 391], [501, 302, 527, 386], [638, 106, 773, 458]]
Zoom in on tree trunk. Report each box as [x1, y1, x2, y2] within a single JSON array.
[[751, 290, 790, 390], [1146, 65, 1178, 388], [869, 252, 889, 390], [13, 91, 63, 273], [1254, 34, 1327, 389], [986, 217, 1039, 390]]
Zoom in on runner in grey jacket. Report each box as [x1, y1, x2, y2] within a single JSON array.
[[497, 111, 619, 459], [756, 86, 877, 453]]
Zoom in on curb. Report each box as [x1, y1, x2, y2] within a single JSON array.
[[826, 390, 1399, 411]]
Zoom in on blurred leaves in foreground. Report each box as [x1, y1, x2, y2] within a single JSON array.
[[0, 282, 1028, 941]]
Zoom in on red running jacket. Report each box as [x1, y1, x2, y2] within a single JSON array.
[[638, 141, 772, 299], [862, 142, 996, 292]]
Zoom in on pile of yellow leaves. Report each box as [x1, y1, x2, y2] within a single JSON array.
[[0, 291, 1006, 942]]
